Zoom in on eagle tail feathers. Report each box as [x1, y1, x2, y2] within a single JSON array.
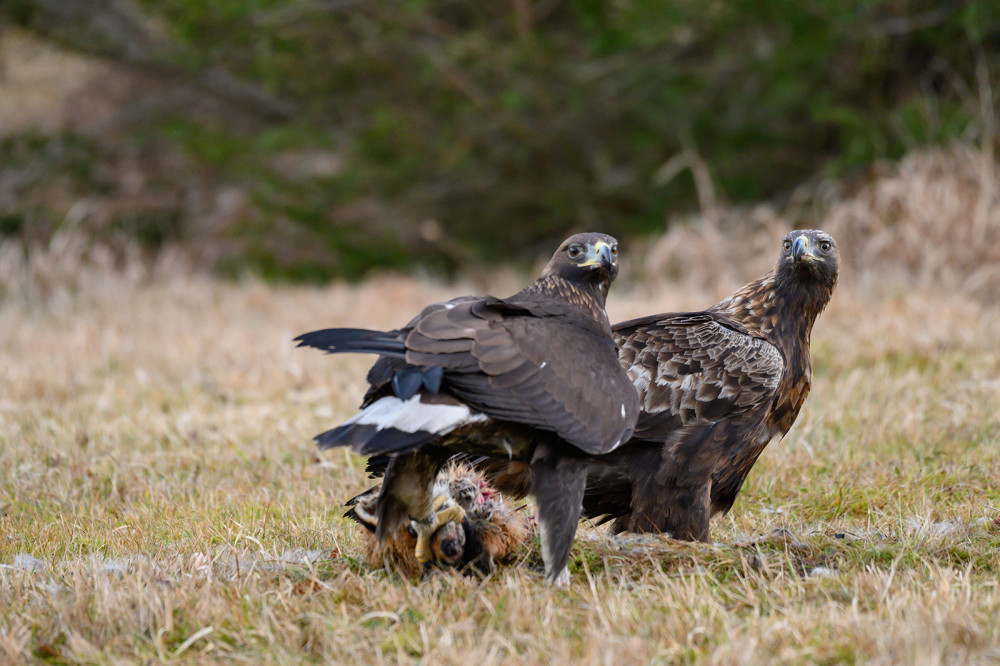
[[318, 394, 488, 456], [315, 423, 437, 457], [294, 328, 406, 358]]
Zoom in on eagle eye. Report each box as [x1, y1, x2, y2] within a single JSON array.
[[611, 245, 618, 256], [568, 245, 583, 259], [820, 241, 832, 252], [782, 240, 792, 251]]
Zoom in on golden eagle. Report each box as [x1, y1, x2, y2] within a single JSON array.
[[345, 464, 529, 577], [296, 233, 639, 584], [475, 229, 839, 541]]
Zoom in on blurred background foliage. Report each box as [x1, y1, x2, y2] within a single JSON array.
[[1, 0, 998, 280]]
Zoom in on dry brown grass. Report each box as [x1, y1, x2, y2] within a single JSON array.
[[642, 143, 1000, 302], [2, 145, 1000, 663]]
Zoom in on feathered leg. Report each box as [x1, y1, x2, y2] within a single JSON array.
[[619, 481, 712, 542], [377, 452, 450, 562], [614, 430, 715, 541], [530, 441, 587, 586]]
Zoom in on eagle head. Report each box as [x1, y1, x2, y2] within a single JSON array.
[[777, 229, 840, 291], [542, 232, 620, 297]]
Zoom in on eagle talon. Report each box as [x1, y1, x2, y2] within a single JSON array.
[[436, 505, 465, 525], [413, 514, 439, 564], [412, 504, 467, 564]]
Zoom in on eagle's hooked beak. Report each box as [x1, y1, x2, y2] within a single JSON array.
[[792, 235, 814, 262], [580, 241, 615, 270]]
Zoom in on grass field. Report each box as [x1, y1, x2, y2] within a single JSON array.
[[2, 147, 1000, 663]]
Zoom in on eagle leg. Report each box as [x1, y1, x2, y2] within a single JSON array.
[[377, 451, 445, 556], [414, 505, 467, 564], [530, 442, 588, 586], [667, 483, 712, 542], [623, 480, 713, 542]]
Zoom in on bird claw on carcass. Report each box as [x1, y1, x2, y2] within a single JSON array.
[[435, 505, 465, 526], [413, 503, 467, 564]]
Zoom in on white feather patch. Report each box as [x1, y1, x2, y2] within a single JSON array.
[[344, 395, 488, 435], [353, 498, 378, 528]]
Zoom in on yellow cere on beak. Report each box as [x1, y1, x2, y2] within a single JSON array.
[[792, 235, 814, 261], [580, 241, 614, 268]]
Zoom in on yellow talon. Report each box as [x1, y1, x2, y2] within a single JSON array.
[[414, 531, 432, 564], [436, 505, 465, 525], [413, 504, 466, 564], [413, 496, 465, 564]]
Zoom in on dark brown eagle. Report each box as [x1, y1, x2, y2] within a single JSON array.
[[474, 229, 839, 542], [345, 464, 530, 577], [296, 233, 639, 584]]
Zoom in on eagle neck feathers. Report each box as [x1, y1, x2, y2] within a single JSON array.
[[513, 274, 613, 336], [710, 267, 835, 355], [710, 262, 836, 436]]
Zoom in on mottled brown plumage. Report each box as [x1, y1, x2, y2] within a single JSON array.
[[296, 233, 639, 584], [476, 230, 839, 542], [589, 229, 839, 539]]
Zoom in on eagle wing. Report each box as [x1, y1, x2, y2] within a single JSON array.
[[614, 312, 784, 442], [404, 296, 638, 454], [361, 296, 480, 407], [561, 313, 787, 535]]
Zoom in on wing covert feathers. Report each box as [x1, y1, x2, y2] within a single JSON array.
[[314, 289, 638, 456], [614, 313, 783, 441]]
